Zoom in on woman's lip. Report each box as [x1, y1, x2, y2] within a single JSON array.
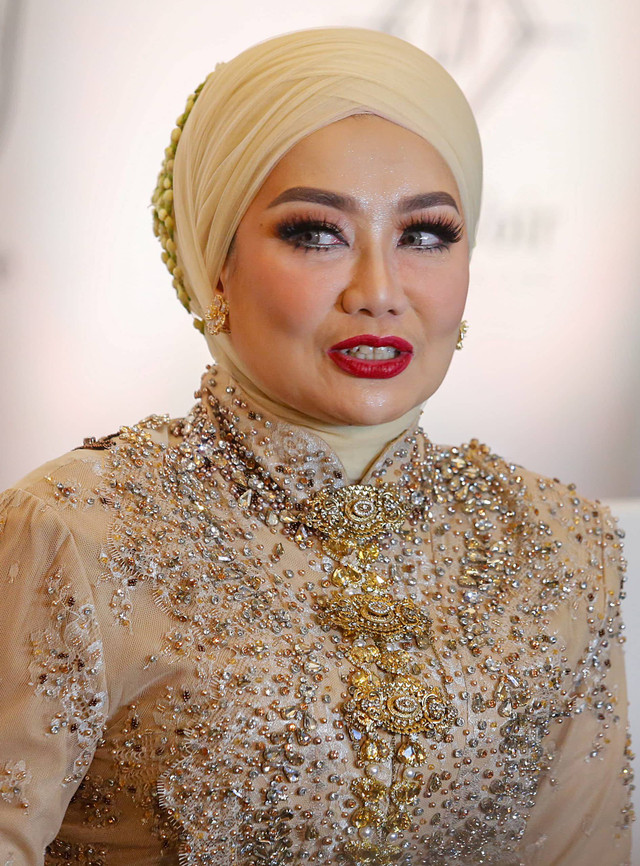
[[328, 351, 413, 379], [330, 334, 414, 353]]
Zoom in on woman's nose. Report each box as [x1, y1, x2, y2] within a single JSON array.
[[339, 246, 409, 317]]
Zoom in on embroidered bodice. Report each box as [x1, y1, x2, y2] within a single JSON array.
[[0, 367, 633, 866]]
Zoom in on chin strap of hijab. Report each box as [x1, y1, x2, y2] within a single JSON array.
[[212, 335, 424, 483]]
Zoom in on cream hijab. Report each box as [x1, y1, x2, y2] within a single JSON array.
[[168, 27, 483, 481]]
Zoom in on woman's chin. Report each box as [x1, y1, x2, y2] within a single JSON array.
[[309, 392, 424, 427]]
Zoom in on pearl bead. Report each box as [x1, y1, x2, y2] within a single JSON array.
[[365, 765, 380, 777], [359, 826, 374, 839], [404, 767, 416, 778]]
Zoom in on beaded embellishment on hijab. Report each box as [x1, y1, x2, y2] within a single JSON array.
[[151, 79, 206, 330]]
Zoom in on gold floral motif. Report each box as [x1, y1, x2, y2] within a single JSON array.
[[348, 645, 381, 667], [331, 565, 364, 587], [385, 807, 411, 833], [319, 592, 432, 641], [350, 805, 383, 828], [389, 780, 421, 807], [306, 484, 409, 543], [344, 675, 455, 736], [352, 777, 387, 803], [343, 840, 403, 865], [376, 649, 411, 674]]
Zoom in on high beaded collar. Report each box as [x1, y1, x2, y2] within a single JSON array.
[[197, 365, 433, 507]]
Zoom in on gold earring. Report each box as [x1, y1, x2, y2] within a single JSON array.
[[205, 294, 230, 335], [456, 320, 468, 350]]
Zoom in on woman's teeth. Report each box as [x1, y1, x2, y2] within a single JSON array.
[[340, 345, 400, 360]]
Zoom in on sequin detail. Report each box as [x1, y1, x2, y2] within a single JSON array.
[[29, 568, 107, 784], [0, 761, 31, 809]]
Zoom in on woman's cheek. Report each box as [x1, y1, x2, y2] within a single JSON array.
[[413, 270, 468, 329], [265, 272, 341, 333]]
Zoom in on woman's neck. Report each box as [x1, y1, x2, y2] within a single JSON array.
[[210, 337, 424, 483]]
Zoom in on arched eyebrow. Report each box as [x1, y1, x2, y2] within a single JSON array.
[[267, 187, 459, 214], [267, 187, 358, 211], [398, 192, 459, 214]]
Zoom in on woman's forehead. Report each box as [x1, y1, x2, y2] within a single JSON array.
[[253, 115, 461, 206]]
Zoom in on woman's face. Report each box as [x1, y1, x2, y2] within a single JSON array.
[[219, 115, 470, 425]]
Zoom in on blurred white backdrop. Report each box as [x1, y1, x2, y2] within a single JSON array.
[[0, 0, 639, 857]]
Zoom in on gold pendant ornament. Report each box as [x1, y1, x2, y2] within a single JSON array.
[[319, 593, 432, 642], [204, 294, 230, 335], [237, 479, 456, 854], [306, 483, 409, 543], [344, 675, 455, 737]]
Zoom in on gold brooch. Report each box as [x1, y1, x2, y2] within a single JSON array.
[[306, 484, 409, 543], [319, 593, 432, 642], [344, 675, 455, 737]]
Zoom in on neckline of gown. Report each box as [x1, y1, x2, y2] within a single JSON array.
[[196, 365, 434, 506]]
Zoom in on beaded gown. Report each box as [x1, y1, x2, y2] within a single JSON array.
[[0, 366, 633, 866]]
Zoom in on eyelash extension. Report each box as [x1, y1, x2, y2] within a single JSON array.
[[399, 214, 464, 247], [276, 215, 346, 249], [275, 212, 464, 251]]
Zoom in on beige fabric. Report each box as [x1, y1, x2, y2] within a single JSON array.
[[0, 367, 632, 865], [212, 335, 423, 482]]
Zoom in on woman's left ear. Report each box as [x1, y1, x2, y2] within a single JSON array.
[[217, 267, 227, 296], [218, 237, 236, 295]]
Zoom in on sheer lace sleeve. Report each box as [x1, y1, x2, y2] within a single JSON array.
[[0, 489, 108, 865], [521, 505, 633, 865]]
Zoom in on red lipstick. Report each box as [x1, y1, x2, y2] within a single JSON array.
[[328, 335, 414, 379]]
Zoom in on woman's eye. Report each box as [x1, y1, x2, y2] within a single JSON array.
[[278, 220, 346, 250], [293, 228, 343, 248], [398, 219, 463, 251], [399, 228, 442, 249]]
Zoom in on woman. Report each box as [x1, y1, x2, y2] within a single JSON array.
[[0, 27, 632, 866]]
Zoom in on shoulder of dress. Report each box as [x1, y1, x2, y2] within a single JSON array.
[[429, 439, 626, 609], [432, 437, 600, 508], [431, 437, 515, 474], [430, 437, 617, 548], [501, 458, 608, 535], [75, 412, 181, 452], [429, 438, 527, 501], [8, 412, 189, 512]]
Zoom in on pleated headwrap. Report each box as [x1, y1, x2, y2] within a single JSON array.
[[158, 26, 482, 340], [153, 27, 483, 480]]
